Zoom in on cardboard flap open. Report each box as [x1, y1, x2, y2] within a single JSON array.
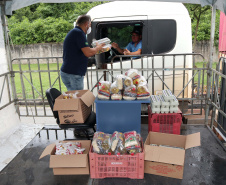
[[185, 132, 201, 149], [80, 91, 95, 107], [50, 154, 87, 168], [144, 146, 185, 166], [53, 98, 79, 111], [39, 143, 55, 159]]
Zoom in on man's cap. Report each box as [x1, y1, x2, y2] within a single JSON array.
[[131, 29, 142, 35]]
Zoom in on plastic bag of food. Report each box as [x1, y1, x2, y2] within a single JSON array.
[[110, 81, 122, 100], [115, 74, 125, 90], [62, 91, 79, 99], [98, 81, 111, 100], [123, 85, 137, 100], [123, 76, 133, 88], [124, 131, 142, 154], [92, 38, 112, 54], [92, 132, 112, 154], [96, 44, 112, 54], [137, 83, 150, 99], [124, 131, 139, 148], [125, 69, 141, 85], [137, 76, 147, 86], [110, 131, 126, 155], [55, 141, 85, 155]]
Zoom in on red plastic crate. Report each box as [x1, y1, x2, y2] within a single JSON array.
[[148, 105, 182, 134], [89, 146, 144, 179]]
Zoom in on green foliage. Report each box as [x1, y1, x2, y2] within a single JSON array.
[[184, 4, 220, 42], [8, 2, 220, 45], [8, 17, 72, 44], [7, 2, 105, 45]]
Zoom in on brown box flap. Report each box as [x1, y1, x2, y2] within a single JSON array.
[[144, 145, 185, 166], [185, 132, 201, 149], [145, 132, 186, 148], [53, 98, 79, 111], [80, 90, 95, 107], [39, 143, 56, 159], [50, 154, 88, 168]]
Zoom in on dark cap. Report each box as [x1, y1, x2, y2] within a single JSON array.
[[131, 29, 142, 35]]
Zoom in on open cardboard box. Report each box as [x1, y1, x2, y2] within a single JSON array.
[[144, 131, 200, 179], [39, 140, 91, 175], [53, 90, 95, 124]]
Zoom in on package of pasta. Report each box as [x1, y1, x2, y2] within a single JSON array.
[[123, 76, 133, 88], [115, 74, 125, 90], [137, 82, 150, 99], [92, 132, 112, 154], [124, 131, 139, 148], [110, 131, 126, 155], [125, 69, 141, 85], [124, 131, 142, 154], [110, 81, 122, 100], [55, 141, 85, 155], [98, 81, 111, 100], [62, 91, 79, 99], [137, 76, 147, 86], [123, 85, 137, 100]]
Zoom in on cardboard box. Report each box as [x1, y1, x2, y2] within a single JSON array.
[[39, 140, 91, 175], [53, 90, 95, 124], [144, 131, 200, 179]]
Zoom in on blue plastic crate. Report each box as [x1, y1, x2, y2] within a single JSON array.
[[95, 97, 150, 134]]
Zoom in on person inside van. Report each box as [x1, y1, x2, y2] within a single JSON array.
[[111, 29, 142, 57]]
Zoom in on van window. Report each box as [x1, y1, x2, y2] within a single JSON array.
[[94, 22, 143, 62], [149, 19, 176, 54], [96, 22, 143, 49]]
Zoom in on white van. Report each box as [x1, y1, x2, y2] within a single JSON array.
[[86, 1, 192, 98]]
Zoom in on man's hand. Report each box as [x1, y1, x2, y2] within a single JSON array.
[[96, 43, 105, 53], [123, 49, 131, 55], [111, 42, 119, 49]]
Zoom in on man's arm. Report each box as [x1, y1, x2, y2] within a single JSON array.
[[81, 44, 104, 57], [111, 42, 125, 54], [124, 48, 142, 55]]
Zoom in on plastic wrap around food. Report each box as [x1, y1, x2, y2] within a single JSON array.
[[55, 141, 85, 155], [137, 83, 150, 99], [92, 132, 112, 154], [124, 131, 142, 154], [138, 76, 147, 86], [123, 85, 137, 100], [91, 38, 111, 47], [110, 82, 122, 100], [62, 91, 79, 99], [115, 74, 125, 90], [123, 76, 133, 88], [110, 131, 126, 155], [92, 38, 112, 54], [125, 69, 140, 85], [98, 81, 111, 100], [96, 44, 111, 54]]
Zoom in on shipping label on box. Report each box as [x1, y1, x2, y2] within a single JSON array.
[[144, 131, 200, 179], [53, 90, 95, 124]]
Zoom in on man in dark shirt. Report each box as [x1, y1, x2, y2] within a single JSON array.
[[61, 15, 104, 90]]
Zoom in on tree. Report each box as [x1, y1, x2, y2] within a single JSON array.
[[7, 2, 105, 45], [184, 4, 220, 50]]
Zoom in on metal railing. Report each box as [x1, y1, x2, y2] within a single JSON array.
[[5, 53, 207, 118], [1, 53, 225, 146], [209, 57, 226, 139], [0, 71, 17, 111]]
